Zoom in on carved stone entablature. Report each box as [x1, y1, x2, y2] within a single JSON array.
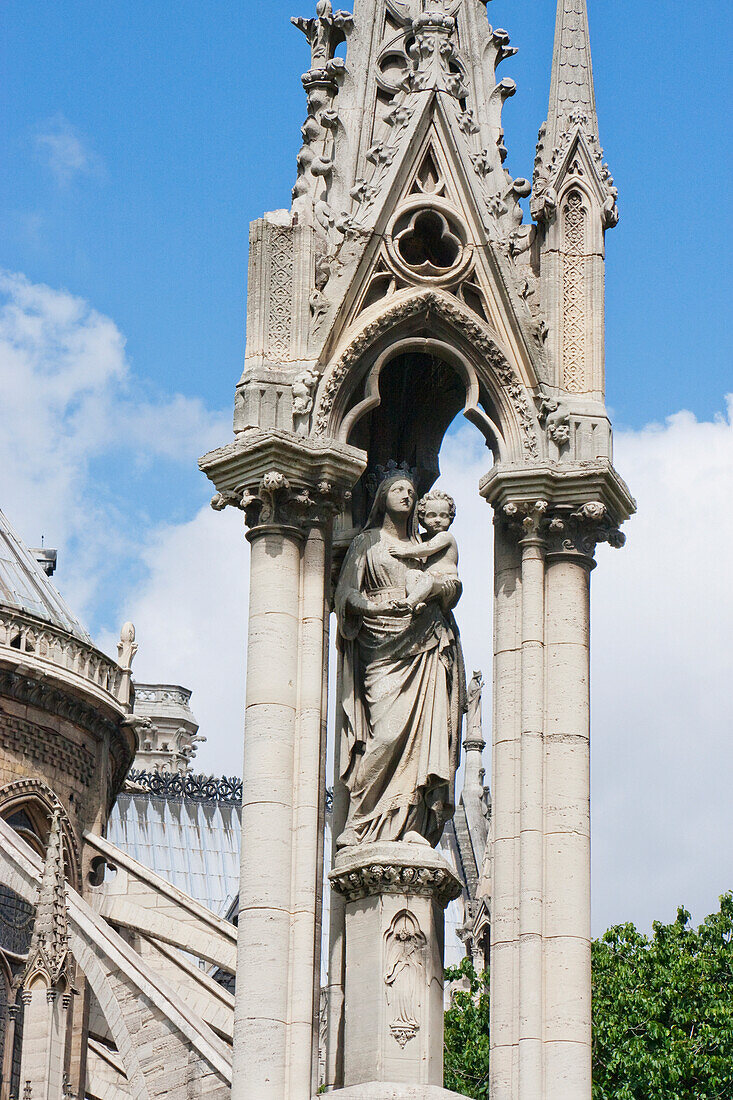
[[481, 459, 636, 559], [200, 428, 366, 534], [313, 289, 540, 459], [329, 840, 463, 907]]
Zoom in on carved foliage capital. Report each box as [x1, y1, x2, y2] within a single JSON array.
[[211, 470, 348, 533], [502, 498, 625, 559], [330, 860, 462, 907]]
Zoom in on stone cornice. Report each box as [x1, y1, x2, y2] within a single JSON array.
[[200, 429, 366, 533], [0, 609, 129, 718], [330, 840, 462, 906], [479, 459, 635, 526], [199, 428, 366, 496]]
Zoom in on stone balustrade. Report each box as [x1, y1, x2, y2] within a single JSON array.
[[0, 608, 126, 710]]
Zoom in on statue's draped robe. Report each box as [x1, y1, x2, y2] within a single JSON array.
[[335, 528, 466, 847]]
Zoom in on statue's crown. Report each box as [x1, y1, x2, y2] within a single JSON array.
[[364, 460, 418, 499]]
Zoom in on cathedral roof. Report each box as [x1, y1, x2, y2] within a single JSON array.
[[0, 508, 91, 643]]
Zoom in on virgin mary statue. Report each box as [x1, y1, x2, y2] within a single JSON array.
[[334, 473, 466, 848]]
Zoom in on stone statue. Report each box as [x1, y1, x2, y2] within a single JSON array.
[[384, 910, 426, 1048], [466, 669, 484, 740], [334, 473, 466, 848], [292, 366, 320, 435]]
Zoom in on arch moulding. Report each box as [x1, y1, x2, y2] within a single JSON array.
[[312, 289, 542, 464]]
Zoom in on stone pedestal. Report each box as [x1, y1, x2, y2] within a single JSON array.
[[329, 842, 463, 1096]]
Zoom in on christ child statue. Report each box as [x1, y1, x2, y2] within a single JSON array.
[[389, 489, 459, 614]]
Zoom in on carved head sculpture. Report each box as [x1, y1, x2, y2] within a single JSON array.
[[417, 489, 456, 534], [364, 473, 420, 538]]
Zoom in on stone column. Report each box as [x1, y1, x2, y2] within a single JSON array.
[[234, 515, 304, 1099], [329, 842, 464, 1098], [489, 522, 521, 1100], [287, 522, 331, 1096], [542, 519, 595, 1100], [480, 463, 633, 1100], [200, 430, 365, 1100], [516, 504, 547, 1100]]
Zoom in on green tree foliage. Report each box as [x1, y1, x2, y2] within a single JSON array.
[[444, 955, 490, 1098], [443, 894, 733, 1099], [592, 893, 733, 1099]]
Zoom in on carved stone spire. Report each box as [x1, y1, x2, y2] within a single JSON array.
[[532, 0, 617, 230], [546, 0, 598, 153], [22, 810, 70, 990]]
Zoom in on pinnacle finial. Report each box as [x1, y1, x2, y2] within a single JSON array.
[[532, 0, 617, 226], [22, 809, 70, 990], [547, 0, 599, 149]]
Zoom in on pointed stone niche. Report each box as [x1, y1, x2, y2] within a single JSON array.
[[329, 841, 463, 1095]]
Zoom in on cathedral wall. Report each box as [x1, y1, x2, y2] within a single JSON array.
[[0, 677, 134, 886]]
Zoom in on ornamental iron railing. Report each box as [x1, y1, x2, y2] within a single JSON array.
[[124, 769, 334, 811]]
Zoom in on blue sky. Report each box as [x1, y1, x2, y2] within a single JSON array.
[[0, 1, 731, 930], [1, 0, 730, 438]]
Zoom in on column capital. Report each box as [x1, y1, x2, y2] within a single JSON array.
[[330, 841, 462, 908], [480, 460, 635, 561], [199, 428, 366, 534]]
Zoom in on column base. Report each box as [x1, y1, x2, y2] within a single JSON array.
[[329, 841, 463, 1092], [321, 1084, 470, 1098]]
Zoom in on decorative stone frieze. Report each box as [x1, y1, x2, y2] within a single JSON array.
[[0, 710, 96, 788]]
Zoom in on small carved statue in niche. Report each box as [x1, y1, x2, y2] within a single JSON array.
[[292, 366, 320, 435], [466, 669, 484, 740], [384, 909, 426, 1048], [335, 473, 466, 849]]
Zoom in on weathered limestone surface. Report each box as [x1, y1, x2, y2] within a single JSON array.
[[198, 0, 634, 1097], [330, 842, 462, 1091], [86, 829, 237, 972]]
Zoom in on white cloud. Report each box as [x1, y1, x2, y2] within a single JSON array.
[[35, 115, 103, 186], [591, 400, 733, 932], [0, 270, 228, 621], [97, 505, 249, 780]]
